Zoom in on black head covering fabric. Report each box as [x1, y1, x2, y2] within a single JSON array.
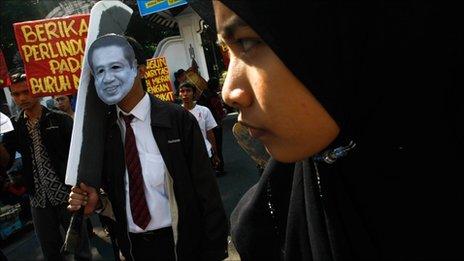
[[189, 0, 463, 142], [188, 0, 464, 260], [189, 0, 377, 139]]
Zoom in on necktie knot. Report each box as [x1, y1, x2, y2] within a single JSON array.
[[120, 112, 134, 126]]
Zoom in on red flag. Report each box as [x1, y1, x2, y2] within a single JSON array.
[[0, 50, 11, 88]]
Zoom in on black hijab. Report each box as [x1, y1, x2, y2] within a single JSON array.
[[189, 0, 385, 140], [188, 0, 464, 260]]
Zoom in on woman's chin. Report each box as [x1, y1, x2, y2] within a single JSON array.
[[268, 144, 320, 163]]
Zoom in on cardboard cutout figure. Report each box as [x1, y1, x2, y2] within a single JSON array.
[[65, 0, 132, 194], [62, 1, 133, 254]]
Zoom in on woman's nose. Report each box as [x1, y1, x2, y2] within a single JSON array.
[[221, 60, 252, 109]]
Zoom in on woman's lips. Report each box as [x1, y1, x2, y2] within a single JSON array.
[[239, 121, 267, 139], [247, 127, 266, 139]]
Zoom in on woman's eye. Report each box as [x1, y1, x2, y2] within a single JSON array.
[[227, 38, 262, 57], [218, 37, 262, 58], [111, 65, 121, 70], [97, 69, 104, 74], [238, 38, 260, 52]]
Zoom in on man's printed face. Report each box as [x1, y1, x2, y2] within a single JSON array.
[[91, 45, 137, 105]]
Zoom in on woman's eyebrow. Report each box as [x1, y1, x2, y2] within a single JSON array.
[[217, 16, 248, 40]]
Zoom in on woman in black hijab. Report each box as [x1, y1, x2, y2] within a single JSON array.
[[189, 0, 464, 260]]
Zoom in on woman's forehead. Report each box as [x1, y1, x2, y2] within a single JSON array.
[[214, 1, 245, 37]]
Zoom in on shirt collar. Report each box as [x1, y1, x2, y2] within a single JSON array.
[[22, 105, 46, 121], [117, 93, 150, 122], [182, 102, 197, 111]]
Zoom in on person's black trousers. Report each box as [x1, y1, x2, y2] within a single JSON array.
[[31, 203, 91, 260], [213, 126, 224, 172], [128, 226, 175, 261]]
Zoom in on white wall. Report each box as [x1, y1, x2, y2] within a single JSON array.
[[154, 7, 210, 92], [173, 6, 209, 81], [153, 36, 189, 92]]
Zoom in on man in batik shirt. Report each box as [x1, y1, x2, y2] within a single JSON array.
[[2, 68, 90, 260]]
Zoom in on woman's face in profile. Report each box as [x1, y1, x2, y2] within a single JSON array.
[[214, 1, 339, 162]]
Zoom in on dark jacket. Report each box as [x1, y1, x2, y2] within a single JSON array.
[[3, 106, 73, 195], [232, 137, 464, 261], [101, 95, 228, 261], [197, 90, 225, 125]]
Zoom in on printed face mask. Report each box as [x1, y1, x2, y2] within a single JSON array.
[[91, 45, 137, 105]]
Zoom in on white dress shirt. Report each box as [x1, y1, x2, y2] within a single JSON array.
[[117, 94, 171, 233]]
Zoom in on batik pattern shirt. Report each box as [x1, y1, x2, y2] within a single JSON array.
[[26, 118, 69, 208]]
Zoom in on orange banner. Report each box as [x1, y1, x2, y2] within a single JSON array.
[[145, 57, 174, 102], [0, 50, 11, 88], [13, 14, 89, 97]]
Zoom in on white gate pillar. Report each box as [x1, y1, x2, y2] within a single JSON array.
[[174, 7, 209, 81]]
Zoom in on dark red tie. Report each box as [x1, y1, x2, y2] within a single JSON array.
[[121, 113, 151, 229]]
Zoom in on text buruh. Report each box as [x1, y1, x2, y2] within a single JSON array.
[[13, 15, 89, 97]]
